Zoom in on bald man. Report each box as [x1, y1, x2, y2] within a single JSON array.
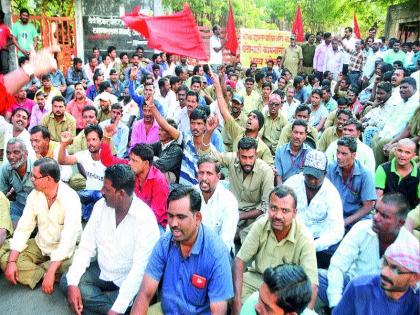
[[375, 138, 419, 209]]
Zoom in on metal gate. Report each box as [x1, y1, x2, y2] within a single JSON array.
[[12, 15, 77, 75]]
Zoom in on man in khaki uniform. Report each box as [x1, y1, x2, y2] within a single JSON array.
[[231, 186, 317, 314]]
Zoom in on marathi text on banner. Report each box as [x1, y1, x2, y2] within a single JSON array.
[[240, 28, 291, 66]]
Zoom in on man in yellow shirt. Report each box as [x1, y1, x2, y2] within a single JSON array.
[[0, 158, 82, 292]]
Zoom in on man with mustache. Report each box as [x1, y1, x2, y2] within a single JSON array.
[[195, 155, 239, 255], [284, 150, 344, 268], [131, 185, 233, 314], [232, 186, 318, 314], [65, 82, 94, 133], [58, 124, 106, 221], [318, 192, 413, 311], [275, 119, 312, 185], [318, 109, 352, 152], [2, 107, 36, 162], [0, 138, 34, 225], [332, 222, 419, 315], [327, 136, 376, 228], [40, 95, 76, 142]]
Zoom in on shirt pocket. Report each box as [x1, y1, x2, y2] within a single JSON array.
[[185, 281, 207, 306]]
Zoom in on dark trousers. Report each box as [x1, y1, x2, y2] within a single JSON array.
[[0, 49, 9, 74], [60, 261, 120, 315]]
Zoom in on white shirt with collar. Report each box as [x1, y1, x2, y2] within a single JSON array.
[[195, 182, 239, 253], [65, 196, 160, 314], [327, 220, 413, 307], [2, 123, 36, 162], [284, 173, 344, 251], [155, 89, 177, 119]]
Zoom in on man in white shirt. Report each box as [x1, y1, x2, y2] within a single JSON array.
[[284, 150, 344, 269], [209, 25, 224, 71], [155, 77, 177, 118], [0, 158, 82, 292], [61, 164, 160, 315], [342, 27, 357, 75], [58, 124, 106, 221], [326, 119, 376, 174], [317, 192, 414, 310], [195, 155, 239, 255]]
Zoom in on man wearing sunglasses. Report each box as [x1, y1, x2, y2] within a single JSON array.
[[333, 223, 419, 315]]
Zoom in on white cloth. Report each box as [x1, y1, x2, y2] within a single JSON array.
[[155, 89, 177, 119], [342, 36, 356, 64], [209, 35, 223, 65], [379, 91, 419, 139], [327, 220, 413, 307], [326, 139, 376, 175], [195, 183, 239, 252], [2, 123, 36, 162], [284, 173, 344, 251], [282, 98, 301, 122], [74, 150, 106, 190], [10, 181, 82, 261], [65, 197, 159, 313], [324, 49, 344, 79]]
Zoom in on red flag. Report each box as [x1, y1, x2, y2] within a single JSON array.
[[291, 4, 304, 42], [121, 4, 208, 60], [225, 0, 238, 55], [353, 13, 361, 39]]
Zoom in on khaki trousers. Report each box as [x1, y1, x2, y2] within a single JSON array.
[[0, 238, 71, 289]]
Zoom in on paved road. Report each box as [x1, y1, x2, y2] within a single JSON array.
[[0, 276, 72, 315]]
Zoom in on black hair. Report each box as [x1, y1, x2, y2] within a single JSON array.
[[130, 143, 154, 164], [33, 158, 60, 183], [336, 109, 353, 119], [291, 119, 308, 133], [11, 107, 29, 118], [104, 164, 135, 196], [99, 81, 111, 93], [197, 155, 221, 174], [263, 264, 312, 314], [237, 137, 258, 151], [167, 184, 202, 212], [337, 135, 357, 153], [344, 118, 363, 132], [73, 57, 82, 66], [107, 46, 116, 54], [20, 8, 30, 16], [29, 125, 50, 139], [269, 185, 298, 209], [51, 95, 66, 106], [295, 104, 311, 115], [381, 192, 410, 219], [84, 124, 103, 139], [376, 82, 393, 94], [190, 108, 207, 122], [401, 77, 417, 89], [186, 90, 199, 102], [82, 105, 97, 116]]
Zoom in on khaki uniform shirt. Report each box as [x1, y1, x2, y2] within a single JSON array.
[[225, 116, 274, 166], [0, 192, 12, 237], [222, 112, 248, 152], [318, 126, 340, 152], [41, 112, 76, 142], [237, 215, 318, 285], [276, 123, 318, 150], [261, 113, 288, 155]]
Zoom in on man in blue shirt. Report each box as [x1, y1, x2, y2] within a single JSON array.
[[327, 136, 376, 229], [131, 185, 233, 314], [333, 228, 419, 315]]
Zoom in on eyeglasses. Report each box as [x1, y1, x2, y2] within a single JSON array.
[[31, 174, 48, 181], [268, 102, 281, 107], [382, 258, 416, 276]]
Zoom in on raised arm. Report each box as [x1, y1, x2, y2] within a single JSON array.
[[211, 71, 231, 122], [58, 131, 78, 165], [149, 101, 180, 141]]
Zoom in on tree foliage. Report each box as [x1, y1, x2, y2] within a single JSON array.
[[11, 0, 75, 17], [162, 0, 412, 36]]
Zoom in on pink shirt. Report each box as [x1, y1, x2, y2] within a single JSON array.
[[66, 98, 94, 129], [130, 118, 159, 148], [8, 98, 36, 114]]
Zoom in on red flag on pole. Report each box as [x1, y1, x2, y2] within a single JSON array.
[[291, 4, 304, 42], [353, 13, 361, 39], [225, 0, 238, 55], [121, 4, 209, 60]]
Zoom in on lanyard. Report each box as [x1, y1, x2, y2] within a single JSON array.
[[289, 149, 305, 169]]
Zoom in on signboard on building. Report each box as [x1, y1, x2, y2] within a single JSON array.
[[240, 28, 290, 66]]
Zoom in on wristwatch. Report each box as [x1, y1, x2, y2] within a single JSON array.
[[22, 63, 35, 78]]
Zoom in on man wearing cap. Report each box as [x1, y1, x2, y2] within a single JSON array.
[[108, 68, 124, 99], [284, 150, 344, 268], [275, 119, 312, 185], [222, 94, 247, 152], [327, 136, 376, 228], [280, 34, 303, 77], [213, 72, 273, 166], [260, 93, 288, 156], [332, 223, 419, 315], [319, 192, 415, 311], [96, 92, 112, 123]]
